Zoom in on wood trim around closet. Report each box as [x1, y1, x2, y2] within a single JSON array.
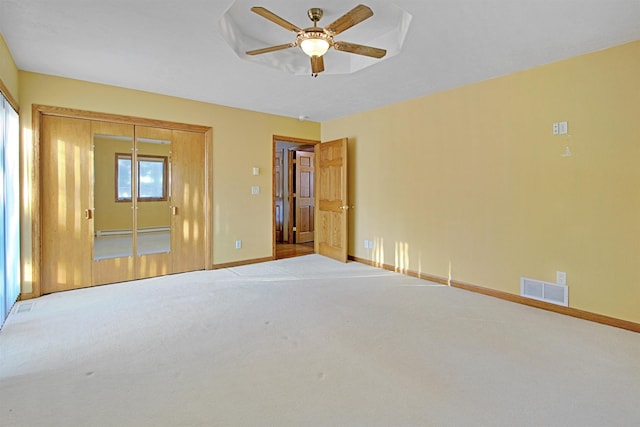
[[30, 104, 213, 298], [32, 105, 210, 132]]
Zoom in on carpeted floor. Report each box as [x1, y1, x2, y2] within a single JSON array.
[[1, 255, 639, 426]]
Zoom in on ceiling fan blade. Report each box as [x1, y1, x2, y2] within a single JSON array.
[[311, 55, 325, 74], [333, 41, 386, 58], [251, 7, 302, 33], [325, 4, 374, 36], [246, 42, 297, 56]]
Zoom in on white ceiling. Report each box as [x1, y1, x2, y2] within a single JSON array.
[[1, 0, 639, 122]]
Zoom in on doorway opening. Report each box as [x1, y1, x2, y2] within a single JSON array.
[[273, 136, 320, 260]]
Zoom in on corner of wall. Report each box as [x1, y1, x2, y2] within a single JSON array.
[[0, 33, 20, 108]]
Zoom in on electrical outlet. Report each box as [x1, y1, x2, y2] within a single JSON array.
[[235, 240, 242, 249], [556, 271, 567, 286], [553, 122, 559, 135]]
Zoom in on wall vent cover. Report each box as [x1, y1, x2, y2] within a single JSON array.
[[520, 277, 568, 307], [16, 302, 34, 313]]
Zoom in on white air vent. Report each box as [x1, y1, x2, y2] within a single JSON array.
[[16, 302, 34, 313], [520, 277, 568, 307]]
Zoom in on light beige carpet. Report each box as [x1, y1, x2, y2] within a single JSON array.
[[1, 255, 639, 426]]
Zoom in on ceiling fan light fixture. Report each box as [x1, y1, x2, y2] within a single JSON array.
[[234, 4, 405, 75], [298, 31, 331, 57]]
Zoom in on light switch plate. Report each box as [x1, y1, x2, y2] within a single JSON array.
[[559, 121, 568, 135]]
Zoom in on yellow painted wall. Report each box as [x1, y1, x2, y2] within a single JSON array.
[[322, 41, 640, 324], [18, 71, 320, 293], [0, 34, 19, 102]]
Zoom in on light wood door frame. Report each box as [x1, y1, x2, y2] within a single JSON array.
[[29, 105, 213, 298], [272, 135, 319, 258]]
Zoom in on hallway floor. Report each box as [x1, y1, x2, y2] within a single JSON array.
[[276, 242, 314, 259]]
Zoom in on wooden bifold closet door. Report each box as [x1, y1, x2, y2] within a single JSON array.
[[40, 114, 206, 294], [41, 115, 94, 294], [170, 129, 206, 274]]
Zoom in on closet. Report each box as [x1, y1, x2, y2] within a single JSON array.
[[37, 107, 211, 295]]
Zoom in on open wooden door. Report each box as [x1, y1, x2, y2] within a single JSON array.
[[295, 151, 315, 243], [316, 138, 348, 262], [275, 149, 284, 242], [287, 149, 295, 244]]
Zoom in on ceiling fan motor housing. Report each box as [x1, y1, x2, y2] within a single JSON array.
[[307, 8, 323, 23]]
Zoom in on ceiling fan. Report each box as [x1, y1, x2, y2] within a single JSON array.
[[246, 4, 387, 76]]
